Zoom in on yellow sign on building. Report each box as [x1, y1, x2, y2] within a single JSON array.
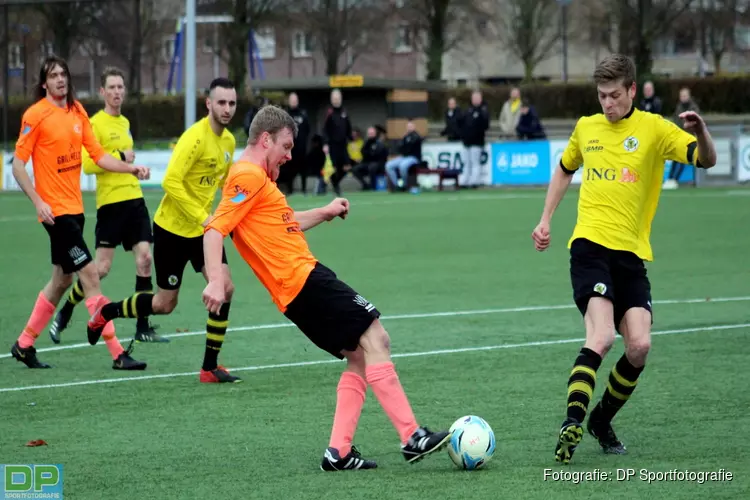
[[328, 75, 364, 88]]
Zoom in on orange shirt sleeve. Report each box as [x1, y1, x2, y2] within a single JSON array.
[[14, 108, 43, 163], [75, 102, 106, 163], [207, 165, 267, 236]]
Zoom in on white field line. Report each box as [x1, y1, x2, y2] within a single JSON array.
[[1, 321, 748, 393]]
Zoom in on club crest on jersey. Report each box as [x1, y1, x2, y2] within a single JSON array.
[[623, 136, 639, 152], [74, 124, 81, 134]]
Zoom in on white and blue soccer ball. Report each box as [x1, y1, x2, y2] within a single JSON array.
[[447, 415, 496, 470]]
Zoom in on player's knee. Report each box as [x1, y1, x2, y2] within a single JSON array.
[[344, 349, 366, 377], [135, 251, 152, 275], [360, 320, 391, 355], [626, 336, 651, 365], [585, 325, 616, 357], [97, 259, 112, 279], [153, 293, 177, 314], [55, 273, 74, 292]]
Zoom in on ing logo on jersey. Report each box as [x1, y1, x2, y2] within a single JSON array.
[[623, 136, 639, 152]]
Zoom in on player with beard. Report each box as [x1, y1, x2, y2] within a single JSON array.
[[87, 78, 241, 383], [10, 56, 150, 370]]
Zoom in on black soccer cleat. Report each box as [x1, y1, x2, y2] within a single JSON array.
[[320, 446, 377, 471], [587, 403, 627, 455], [134, 323, 170, 343], [112, 342, 147, 371], [11, 342, 51, 369], [49, 309, 72, 344], [555, 418, 583, 464], [401, 426, 451, 464]]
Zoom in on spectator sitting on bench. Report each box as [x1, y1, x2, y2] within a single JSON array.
[[353, 125, 389, 190], [385, 119, 422, 191], [516, 99, 546, 140]]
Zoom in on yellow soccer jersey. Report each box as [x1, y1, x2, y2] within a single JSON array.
[[561, 108, 698, 261], [154, 117, 236, 238], [82, 110, 143, 209]]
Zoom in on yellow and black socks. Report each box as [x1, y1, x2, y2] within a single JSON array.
[[202, 303, 231, 371], [566, 347, 602, 423], [60, 280, 85, 316], [598, 354, 644, 421], [134, 276, 153, 331], [101, 292, 154, 321]]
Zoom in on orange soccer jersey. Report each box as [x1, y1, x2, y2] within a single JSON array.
[[206, 161, 318, 312], [14, 99, 106, 219]]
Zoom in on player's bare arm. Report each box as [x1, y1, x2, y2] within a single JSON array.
[[532, 166, 575, 252], [201, 229, 226, 314], [11, 156, 54, 224], [680, 111, 717, 167], [295, 198, 349, 231], [96, 154, 150, 179]]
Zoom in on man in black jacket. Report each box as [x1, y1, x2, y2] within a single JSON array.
[[353, 125, 389, 190], [640, 81, 662, 115], [385, 119, 422, 191], [440, 97, 462, 141], [282, 92, 310, 194], [461, 91, 489, 188], [322, 88, 353, 196]]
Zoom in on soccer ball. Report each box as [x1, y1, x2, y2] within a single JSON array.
[[447, 415, 496, 470]]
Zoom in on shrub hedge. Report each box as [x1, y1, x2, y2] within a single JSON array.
[[2, 78, 749, 140], [428, 76, 750, 120]]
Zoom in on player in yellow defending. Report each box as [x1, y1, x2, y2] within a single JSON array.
[[49, 67, 166, 344], [531, 54, 717, 464], [87, 78, 240, 383]]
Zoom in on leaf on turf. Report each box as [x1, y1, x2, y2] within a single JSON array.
[[25, 440, 48, 447]]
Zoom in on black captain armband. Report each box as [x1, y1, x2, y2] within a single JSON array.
[[560, 160, 576, 175], [696, 159, 708, 169], [117, 151, 126, 161]]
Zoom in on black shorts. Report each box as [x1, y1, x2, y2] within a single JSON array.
[[284, 262, 381, 359], [42, 214, 93, 274], [95, 198, 153, 251], [152, 222, 227, 290], [570, 238, 652, 330]]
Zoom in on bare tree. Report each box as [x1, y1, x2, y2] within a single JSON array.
[[294, 0, 389, 75], [700, 0, 743, 74], [198, 0, 286, 91], [581, 0, 697, 77], [401, 0, 491, 81], [494, 0, 562, 82], [33, 1, 98, 60]]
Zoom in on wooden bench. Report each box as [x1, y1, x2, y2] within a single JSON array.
[[412, 161, 461, 191]]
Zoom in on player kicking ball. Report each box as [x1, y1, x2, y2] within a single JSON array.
[[531, 54, 717, 464], [196, 105, 450, 470]]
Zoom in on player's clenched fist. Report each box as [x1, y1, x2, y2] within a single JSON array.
[[202, 280, 225, 315], [532, 221, 551, 252], [325, 197, 350, 221]]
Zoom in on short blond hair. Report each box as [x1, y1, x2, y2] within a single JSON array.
[[247, 105, 298, 145]]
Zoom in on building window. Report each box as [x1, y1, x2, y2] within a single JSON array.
[[735, 25, 750, 50], [292, 31, 313, 58], [393, 23, 412, 53], [254, 27, 276, 59], [9, 43, 23, 69], [96, 41, 108, 57]]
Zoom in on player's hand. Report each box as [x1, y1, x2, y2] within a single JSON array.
[[131, 165, 151, 180], [532, 220, 551, 252], [325, 198, 349, 221], [35, 200, 54, 225], [679, 111, 706, 134], [123, 149, 136, 163], [202, 280, 225, 315]]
